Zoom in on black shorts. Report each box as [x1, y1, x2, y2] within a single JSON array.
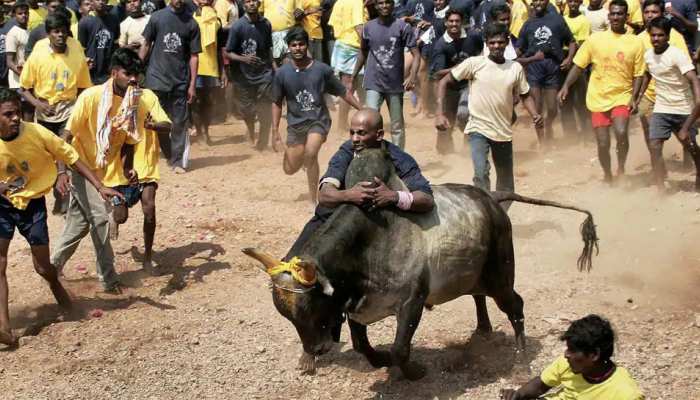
[[233, 81, 272, 120], [286, 121, 328, 146], [0, 196, 49, 245], [526, 58, 561, 89], [110, 182, 158, 208]]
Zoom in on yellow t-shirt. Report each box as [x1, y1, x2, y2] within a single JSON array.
[[65, 85, 147, 187], [574, 30, 645, 112], [19, 37, 92, 105], [625, 0, 643, 27], [261, 0, 297, 32], [541, 356, 645, 400], [27, 7, 47, 32], [510, 0, 530, 39], [214, 0, 239, 26], [300, 0, 323, 40], [194, 6, 222, 77], [133, 89, 170, 183], [638, 28, 689, 102], [0, 122, 80, 210], [329, 0, 368, 48], [564, 14, 591, 44]]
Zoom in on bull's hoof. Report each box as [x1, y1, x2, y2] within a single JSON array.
[[515, 335, 527, 351], [366, 350, 392, 368], [297, 352, 316, 375], [400, 361, 426, 381], [475, 324, 493, 336]]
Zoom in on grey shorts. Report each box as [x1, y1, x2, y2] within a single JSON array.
[[287, 121, 328, 145], [649, 112, 697, 140]]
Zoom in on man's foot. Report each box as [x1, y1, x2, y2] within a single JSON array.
[[0, 329, 15, 346], [603, 173, 614, 185], [102, 281, 125, 295], [51, 282, 73, 310], [172, 166, 187, 175], [108, 212, 119, 240], [143, 260, 165, 276]]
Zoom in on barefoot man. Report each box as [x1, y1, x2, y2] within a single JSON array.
[[271, 27, 361, 204], [0, 88, 122, 346]]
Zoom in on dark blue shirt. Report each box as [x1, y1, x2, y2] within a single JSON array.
[[669, 0, 697, 51], [517, 11, 574, 62], [226, 15, 273, 86], [322, 140, 433, 195], [0, 22, 13, 82], [272, 61, 346, 132], [405, 0, 435, 22], [78, 14, 120, 84], [430, 31, 483, 87], [361, 17, 416, 93]]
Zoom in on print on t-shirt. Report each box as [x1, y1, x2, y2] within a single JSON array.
[[163, 32, 182, 53], [96, 29, 112, 49], [534, 26, 552, 47], [242, 38, 257, 55], [295, 89, 316, 112], [375, 37, 398, 69]]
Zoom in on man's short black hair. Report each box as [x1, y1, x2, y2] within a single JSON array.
[[13, 0, 30, 12], [647, 16, 672, 34], [483, 22, 510, 40], [609, 0, 629, 13], [642, 0, 664, 10], [560, 314, 615, 361], [489, 3, 511, 20], [0, 88, 22, 106], [45, 12, 70, 32], [110, 47, 144, 75], [285, 26, 309, 45], [445, 8, 464, 20]]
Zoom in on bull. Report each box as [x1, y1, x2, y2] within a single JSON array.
[[243, 147, 598, 380]]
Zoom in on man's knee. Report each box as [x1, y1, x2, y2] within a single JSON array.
[[143, 206, 156, 225], [303, 152, 319, 169], [113, 205, 128, 224]]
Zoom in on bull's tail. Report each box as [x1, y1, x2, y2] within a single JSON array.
[[491, 191, 599, 272]]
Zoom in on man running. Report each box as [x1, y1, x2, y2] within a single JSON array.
[[559, 0, 645, 183], [636, 17, 700, 191], [436, 23, 542, 208], [271, 27, 361, 205], [351, 0, 420, 150], [0, 88, 121, 346]]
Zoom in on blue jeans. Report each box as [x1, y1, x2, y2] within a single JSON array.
[[365, 90, 405, 149], [468, 132, 514, 209]]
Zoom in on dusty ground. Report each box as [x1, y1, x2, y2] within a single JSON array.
[[1, 107, 699, 399]]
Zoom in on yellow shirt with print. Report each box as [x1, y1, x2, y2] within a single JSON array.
[[540, 356, 645, 400], [573, 29, 645, 112], [0, 122, 80, 210], [133, 89, 171, 183], [65, 85, 145, 187], [300, 0, 323, 40], [564, 14, 591, 44], [28, 7, 47, 32], [19, 37, 92, 105], [638, 28, 689, 102], [510, 0, 530, 38], [195, 6, 222, 77], [329, 0, 368, 48], [261, 0, 297, 32]]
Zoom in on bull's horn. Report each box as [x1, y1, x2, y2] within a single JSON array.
[[241, 248, 279, 272]]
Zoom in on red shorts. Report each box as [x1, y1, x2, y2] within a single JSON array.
[[590, 106, 631, 128]]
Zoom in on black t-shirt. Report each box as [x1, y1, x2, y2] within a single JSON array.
[[142, 6, 202, 92], [0, 22, 14, 82], [430, 31, 483, 88], [271, 61, 346, 132], [78, 14, 120, 84], [109, 3, 128, 22], [141, 0, 166, 15], [517, 12, 574, 62], [225, 16, 273, 86]]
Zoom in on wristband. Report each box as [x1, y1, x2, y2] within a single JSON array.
[[396, 191, 414, 211]]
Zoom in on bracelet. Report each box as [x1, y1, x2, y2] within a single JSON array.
[[396, 191, 414, 211], [57, 170, 67, 175]]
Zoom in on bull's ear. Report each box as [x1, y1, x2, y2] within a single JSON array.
[[241, 248, 279, 272], [317, 273, 335, 296]]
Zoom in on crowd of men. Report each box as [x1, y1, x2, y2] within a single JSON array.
[[0, 0, 695, 395]]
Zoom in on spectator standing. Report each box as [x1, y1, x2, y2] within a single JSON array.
[[5, 1, 31, 121], [560, 0, 591, 142], [260, 0, 297, 65], [192, 0, 222, 144], [119, 0, 151, 50], [78, 0, 121, 84]]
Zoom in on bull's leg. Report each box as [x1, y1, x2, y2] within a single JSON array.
[[297, 351, 316, 375], [493, 291, 526, 350], [348, 319, 391, 368], [391, 291, 427, 380], [473, 295, 493, 334]]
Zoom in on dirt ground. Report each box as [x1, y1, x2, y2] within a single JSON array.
[[1, 107, 699, 399]]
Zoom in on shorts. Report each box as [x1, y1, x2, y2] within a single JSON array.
[[272, 29, 290, 60], [195, 75, 220, 89], [0, 196, 49, 245], [286, 121, 328, 145], [637, 96, 654, 120], [233, 81, 272, 120], [110, 182, 157, 208], [649, 112, 697, 140], [590, 105, 631, 128], [525, 58, 561, 89], [331, 41, 360, 75]]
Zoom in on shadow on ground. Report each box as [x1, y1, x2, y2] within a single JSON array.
[[188, 154, 251, 170], [512, 220, 565, 240]]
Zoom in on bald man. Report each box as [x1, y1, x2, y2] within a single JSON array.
[[284, 108, 434, 259]]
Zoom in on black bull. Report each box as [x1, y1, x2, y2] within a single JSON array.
[[243, 148, 599, 380]]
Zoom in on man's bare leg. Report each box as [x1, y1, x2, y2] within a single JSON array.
[[675, 132, 700, 191], [0, 239, 14, 345], [611, 115, 630, 176], [338, 74, 353, 131], [594, 126, 614, 182], [141, 184, 158, 273], [648, 138, 666, 190], [303, 133, 326, 204], [29, 244, 71, 310], [530, 86, 547, 148], [543, 88, 559, 142]]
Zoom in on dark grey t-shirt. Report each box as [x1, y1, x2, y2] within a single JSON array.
[[225, 16, 273, 86], [271, 61, 346, 132], [361, 17, 416, 94], [517, 11, 574, 63], [142, 6, 201, 92], [78, 14, 120, 84]]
